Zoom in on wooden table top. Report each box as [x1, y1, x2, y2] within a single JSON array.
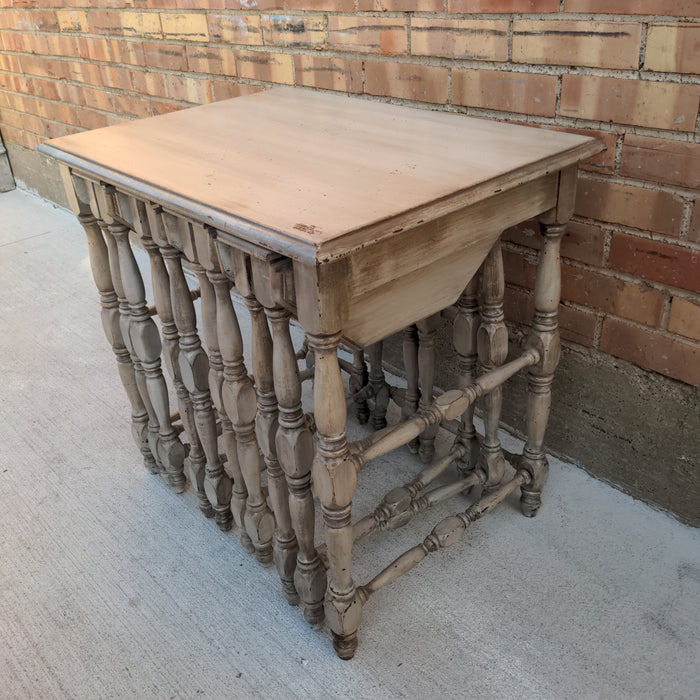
[[40, 87, 602, 263]]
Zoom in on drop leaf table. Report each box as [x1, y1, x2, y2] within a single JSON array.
[[39, 87, 602, 659]]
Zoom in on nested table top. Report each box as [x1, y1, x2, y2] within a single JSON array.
[[40, 87, 601, 263]]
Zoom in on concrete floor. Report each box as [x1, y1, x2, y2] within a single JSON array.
[[1, 186, 699, 699]]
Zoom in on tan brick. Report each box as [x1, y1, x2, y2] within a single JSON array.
[[167, 75, 213, 104], [575, 178, 684, 237], [57, 10, 88, 33], [411, 19, 507, 61], [112, 94, 151, 119], [668, 297, 700, 342], [161, 13, 209, 41], [564, 0, 700, 17], [329, 16, 408, 56], [208, 14, 262, 46], [186, 46, 236, 75], [503, 218, 607, 267], [287, 0, 353, 9], [99, 65, 135, 92], [143, 42, 187, 71], [452, 69, 557, 117], [609, 234, 700, 294], [513, 20, 641, 70], [261, 14, 325, 48], [645, 24, 700, 75], [621, 135, 700, 190], [600, 318, 700, 387], [560, 74, 700, 132], [221, 0, 283, 9], [361, 0, 443, 9], [294, 55, 363, 93], [365, 62, 448, 104], [450, 0, 559, 10], [120, 11, 162, 39], [211, 81, 264, 102], [235, 50, 294, 84]]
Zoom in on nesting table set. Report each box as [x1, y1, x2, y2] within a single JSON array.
[[40, 88, 601, 659]]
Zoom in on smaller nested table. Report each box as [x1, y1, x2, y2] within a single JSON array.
[[40, 87, 602, 659]]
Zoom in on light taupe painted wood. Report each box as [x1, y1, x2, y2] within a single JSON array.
[[453, 277, 481, 481], [40, 88, 601, 264], [477, 242, 508, 489], [401, 326, 420, 454], [416, 315, 441, 464]]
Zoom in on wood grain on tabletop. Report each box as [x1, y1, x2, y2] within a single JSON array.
[[42, 87, 600, 248]]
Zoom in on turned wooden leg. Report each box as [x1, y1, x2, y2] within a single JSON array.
[[142, 236, 210, 510], [309, 332, 362, 660], [367, 341, 390, 430], [453, 277, 480, 479], [417, 315, 440, 464], [348, 349, 369, 425], [520, 222, 564, 517], [102, 221, 161, 474], [401, 325, 420, 454], [477, 241, 508, 489], [242, 298, 298, 595], [111, 222, 186, 494], [267, 308, 327, 627], [162, 248, 232, 531], [78, 213, 152, 471], [211, 272, 274, 561], [198, 269, 251, 542]]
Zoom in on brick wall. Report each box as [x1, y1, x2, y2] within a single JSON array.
[[1, 1, 698, 386]]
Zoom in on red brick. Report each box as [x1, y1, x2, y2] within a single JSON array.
[[620, 136, 700, 190], [513, 20, 642, 70], [564, 0, 700, 17], [645, 24, 700, 74], [575, 178, 684, 237], [609, 234, 700, 294], [26, 77, 60, 101], [450, 0, 559, 10], [143, 41, 187, 71], [107, 40, 146, 66], [690, 204, 700, 244], [329, 16, 408, 56], [131, 70, 169, 98], [220, 0, 283, 8], [294, 55, 363, 94], [208, 14, 262, 45], [112, 94, 151, 119], [505, 285, 598, 347], [261, 14, 325, 48], [503, 218, 607, 267], [452, 69, 557, 117], [560, 74, 700, 132], [87, 9, 122, 34], [411, 19, 507, 61], [600, 318, 700, 387], [561, 264, 665, 326], [75, 37, 111, 63], [19, 56, 72, 81], [98, 65, 133, 92], [668, 297, 700, 342], [360, 0, 442, 9], [365, 62, 448, 104]]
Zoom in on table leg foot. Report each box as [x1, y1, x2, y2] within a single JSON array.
[[332, 631, 358, 660]]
